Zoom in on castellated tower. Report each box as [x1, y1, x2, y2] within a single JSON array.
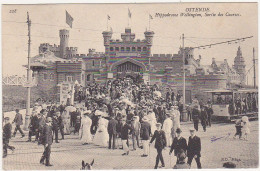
[[233, 46, 246, 85], [102, 30, 112, 52], [59, 29, 69, 59], [144, 30, 154, 56]]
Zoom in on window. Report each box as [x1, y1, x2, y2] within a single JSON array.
[[137, 47, 141, 52], [110, 47, 114, 51], [92, 60, 95, 66], [143, 47, 147, 51], [121, 47, 125, 52], [86, 74, 91, 81], [50, 73, 54, 81], [126, 47, 130, 52], [43, 73, 48, 80], [115, 47, 119, 51], [132, 47, 136, 51], [82, 73, 84, 80], [66, 76, 73, 82]]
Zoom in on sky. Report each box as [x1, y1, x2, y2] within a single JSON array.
[[2, 3, 258, 85]]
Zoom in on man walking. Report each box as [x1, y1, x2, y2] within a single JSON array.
[[40, 117, 53, 166], [187, 128, 202, 169], [200, 106, 207, 132], [140, 116, 151, 157], [150, 123, 166, 169], [3, 117, 15, 158], [12, 109, 25, 138], [169, 128, 187, 164], [107, 115, 118, 149], [206, 104, 213, 127], [162, 113, 173, 147], [131, 116, 141, 150], [120, 118, 132, 156], [52, 112, 60, 143], [192, 106, 200, 131]]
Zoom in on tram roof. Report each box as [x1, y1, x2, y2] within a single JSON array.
[[204, 89, 233, 93], [235, 89, 258, 93], [204, 89, 258, 93]]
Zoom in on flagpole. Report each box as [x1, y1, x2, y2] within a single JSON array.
[[149, 15, 150, 30], [107, 17, 108, 30]]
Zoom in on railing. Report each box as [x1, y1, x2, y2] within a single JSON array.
[[2, 75, 37, 86]]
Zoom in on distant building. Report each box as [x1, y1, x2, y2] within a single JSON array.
[[28, 28, 246, 102]]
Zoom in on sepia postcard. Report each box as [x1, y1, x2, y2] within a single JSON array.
[[1, 2, 258, 170]]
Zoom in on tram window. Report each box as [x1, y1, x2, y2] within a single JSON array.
[[137, 47, 141, 52], [115, 47, 119, 51], [132, 47, 136, 51], [110, 47, 114, 51], [126, 47, 130, 52], [121, 47, 125, 51], [143, 47, 147, 51]]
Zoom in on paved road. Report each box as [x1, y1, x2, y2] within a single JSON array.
[[3, 121, 258, 170]]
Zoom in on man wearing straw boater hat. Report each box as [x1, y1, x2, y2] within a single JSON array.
[[150, 123, 166, 169]]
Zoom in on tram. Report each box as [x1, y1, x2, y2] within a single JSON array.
[[204, 89, 258, 121]]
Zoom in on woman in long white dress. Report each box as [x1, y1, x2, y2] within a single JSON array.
[[62, 110, 71, 135], [93, 115, 109, 147], [79, 112, 92, 145]]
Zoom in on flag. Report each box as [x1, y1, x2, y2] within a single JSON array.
[[107, 15, 111, 20], [149, 14, 153, 19], [128, 8, 132, 18], [66, 10, 74, 28], [110, 27, 113, 33]]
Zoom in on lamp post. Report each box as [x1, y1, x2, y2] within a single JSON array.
[[182, 34, 188, 122], [24, 12, 31, 131]]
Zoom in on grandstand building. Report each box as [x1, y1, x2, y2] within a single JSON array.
[[29, 28, 246, 102]]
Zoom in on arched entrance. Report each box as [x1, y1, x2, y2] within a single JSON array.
[[110, 58, 146, 82]]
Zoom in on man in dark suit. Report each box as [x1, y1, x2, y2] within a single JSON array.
[[187, 128, 202, 169], [150, 123, 167, 169], [52, 112, 60, 143], [169, 128, 187, 164], [107, 115, 118, 149], [12, 109, 25, 138], [200, 106, 207, 132], [120, 118, 132, 156], [140, 116, 151, 157], [27, 111, 39, 142], [206, 105, 213, 127], [3, 117, 15, 158], [192, 106, 200, 131], [40, 117, 53, 167]]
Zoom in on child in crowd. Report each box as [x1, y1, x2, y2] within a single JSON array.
[[233, 119, 242, 139], [241, 116, 250, 141]]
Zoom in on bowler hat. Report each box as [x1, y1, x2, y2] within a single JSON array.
[[189, 127, 195, 132], [176, 128, 182, 133], [156, 123, 162, 127]]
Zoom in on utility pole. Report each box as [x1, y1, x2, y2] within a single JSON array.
[[182, 34, 188, 122], [24, 12, 31, 131], [253, 47, 256, 88]]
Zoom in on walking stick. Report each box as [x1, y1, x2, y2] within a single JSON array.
[[170, 153, 172, 169], [149, 143, 151, 168]]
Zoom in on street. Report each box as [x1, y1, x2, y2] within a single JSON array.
[[3, 120, 258, 169]]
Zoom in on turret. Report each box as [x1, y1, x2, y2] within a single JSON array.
[[59, 29, 69, 58], [121, 27, 135, 42], [144, 30, 154, 56], [102, 30, 112, 47], [233, 46, 246, 85]]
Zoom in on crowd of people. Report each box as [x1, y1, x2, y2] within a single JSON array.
[[1, 77, 253, 169]]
